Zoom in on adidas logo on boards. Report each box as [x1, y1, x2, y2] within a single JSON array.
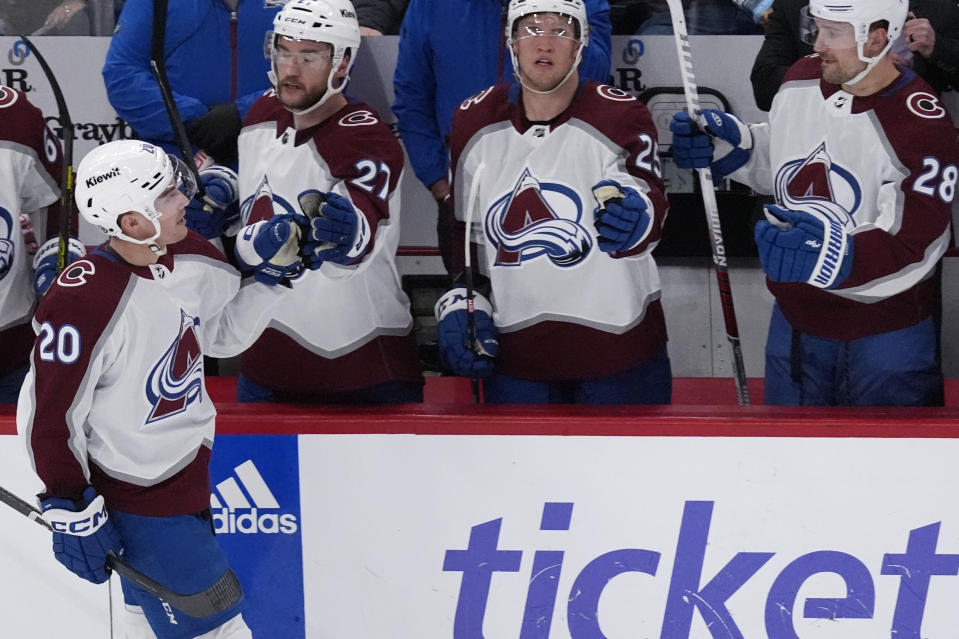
[[211, 460, 299, 534]]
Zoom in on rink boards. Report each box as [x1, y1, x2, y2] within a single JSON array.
[[3, 404, 959, 638]]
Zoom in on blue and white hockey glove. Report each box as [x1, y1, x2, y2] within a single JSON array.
[[235, 213, 309, 286], [592, 180, 652, 254], [434, 287, 499, 378], [303, 192, 371, 267], [33, 236, 86, 296], [41, 487, 123, 585], [669, 109, 753, 183], [754, 204, 853, 289], [185, 166, 240, 239]]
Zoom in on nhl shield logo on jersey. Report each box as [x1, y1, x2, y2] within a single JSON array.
[[485, 168, 592, 267], [145, 309, 204, 424], [775, 142, 860, 229]]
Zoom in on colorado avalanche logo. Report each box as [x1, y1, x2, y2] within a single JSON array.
[[0, 207, 14, 280], [145, 309, 204, 424], [775, 142, 861, 229], [485, 169, 592, 267], [240, 174, 299, 224]]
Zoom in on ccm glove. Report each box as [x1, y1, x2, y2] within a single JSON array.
[[303, 192, 371, 266], [754, 204, 853, 289], [185, 166, 240, 239], [434, 287, 499, 377], [184, 102, 242, 166], [33, 236, 86, 296], [592, 180, 652, 254], [235, 213, 308, 285], [41, 487, 123, 585], [669, 109, 753, 183]]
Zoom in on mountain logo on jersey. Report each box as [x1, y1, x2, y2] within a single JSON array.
[[775, 142, 860, 229], [241, 174, 301, 224], [485, 168, 592, 267], [211, 459, 298, 535], [0, 207, 15, 280], [145, 309, 203, 424]]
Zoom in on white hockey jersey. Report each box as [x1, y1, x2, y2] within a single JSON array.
[[732, 57, 958, 339], [448, 82, 669, 380], [18, 235, 287, 515], [236, 94, 420, 395], [0, 86, 61, 376]]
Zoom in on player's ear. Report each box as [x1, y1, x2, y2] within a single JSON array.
[[866, 23, 889, 56]]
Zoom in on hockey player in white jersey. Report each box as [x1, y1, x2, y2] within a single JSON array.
[[235, 0, 423, 402], [671, 0, 958, 405], [0, 85, 77, 402], [437, 0, 672, 403], [17, 139, 308, 637]]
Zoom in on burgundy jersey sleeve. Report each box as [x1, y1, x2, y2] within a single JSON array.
[[571, 82, 669, 258], [313, 102, 405, 264], [25, 255, 130, 499], [840, 74, 957, 291]]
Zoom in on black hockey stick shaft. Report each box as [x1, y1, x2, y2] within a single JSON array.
[[150, 0, 206, 198], [0, 484, 239, 618], [18, 36, 73, 274], [664, 0, 750, 405]]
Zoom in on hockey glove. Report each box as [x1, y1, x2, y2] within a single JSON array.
[[41, 486, 123, 585], [184, 102, 242, 166], [235, 213, 308, 285], [434, 287, 499, 378], [185, 166, 240, 239], [33, 236, 86, 296], [592, 180, 652, 254], [303, 192, 371, 266], [669, 110, 753, 183], [754, 204, 853, 289]]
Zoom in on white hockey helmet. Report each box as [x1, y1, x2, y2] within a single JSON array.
[[75, 140, 196, 249], [505, 0, 589, 94], [806, 0, 908, 84], [267, 0, 361, 115]]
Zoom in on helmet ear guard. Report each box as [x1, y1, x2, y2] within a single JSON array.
[[266, 0, 361, 115]]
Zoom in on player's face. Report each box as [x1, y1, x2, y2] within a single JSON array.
[[153, 181, 190, 245], [273, 37, 334, 110], [812, 18, 866, 84], [512, 13, 581, 91]]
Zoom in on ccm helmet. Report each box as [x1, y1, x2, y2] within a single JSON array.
[[267, 0, 361, 114], [75, 140, 196, 250], [807, 0, 908, 84], [505, 0, 589, 94]]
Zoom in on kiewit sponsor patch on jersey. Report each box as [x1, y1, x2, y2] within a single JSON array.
[[210, 435, 305, 637]]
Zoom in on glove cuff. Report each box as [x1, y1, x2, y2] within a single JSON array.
[[807, 216, 851, 289], [33, 237, 86, 269], [434, 287, 493, 321], [42, 492, 110, 537]]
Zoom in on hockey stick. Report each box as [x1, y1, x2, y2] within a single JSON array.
[[664, 0, 750, 405], [18, 36, 74, 274], [0, 484, 242, 618], [462, 162, 488, 404], [150, 0, 206, 199]]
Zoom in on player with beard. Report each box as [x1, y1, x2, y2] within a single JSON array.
[[436, 0, 671, 404], [671, 0, 959, 406], [234, 0, 423, 403]]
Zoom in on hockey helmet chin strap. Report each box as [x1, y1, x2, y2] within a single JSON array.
[[843, 37, 896, 86]]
